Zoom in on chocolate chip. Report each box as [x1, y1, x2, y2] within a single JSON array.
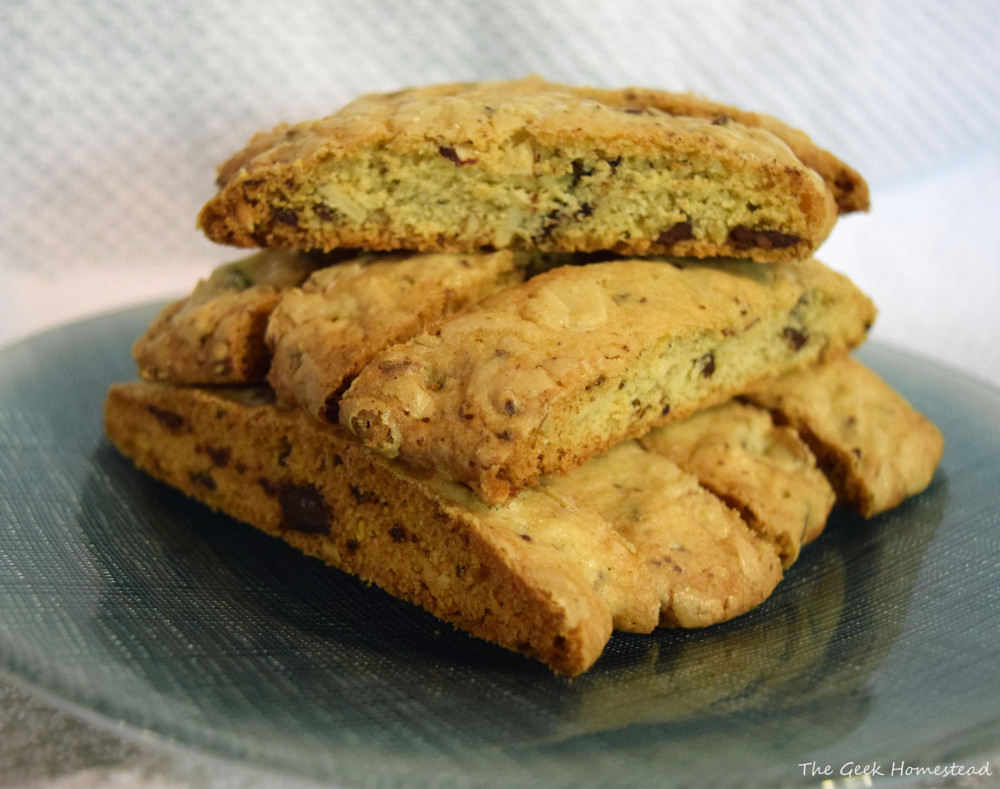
[[273, 207, 299, 227], [699, 353, 716, 378], [188, 470, 216, 490], [349, 484, 384, 506], [571, 159, 593, 185], [533, 209, 563, 242], [728, 226, 802, 250], [314, 204, 337, 222], [345, 539, 360, 554], [388, 524, 417, 543], [146, 405, 185, 433], [275, 437, 292, 467], [783, 327, 809, 351], [204, 446, 231, 468], [438, 145, 478, 166], [657, 221, 694, 249], [277, 482, 331, 534]]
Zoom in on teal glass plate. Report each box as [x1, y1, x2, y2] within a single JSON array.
[[1, 304, 998, 788]]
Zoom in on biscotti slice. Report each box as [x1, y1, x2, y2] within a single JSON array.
[[639, 400, 835, 566], [198, 77, 839, 263], [266, 249, 527, 422], [745, 353, 944, 517], [340, 257, 877, 504], [542, 441, 784, 628], [570, 81, 869, 214], [104, 381, 661, 675], [133, 249, 323, 384]]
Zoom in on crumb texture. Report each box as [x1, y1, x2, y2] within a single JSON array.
[[198, 77, 844, 262]]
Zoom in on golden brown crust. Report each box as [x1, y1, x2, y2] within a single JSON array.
[[340, 256, 876, 504], [543, 441, 785, 628], [265, 250, 527, 422], [745, 353, 944, 517], [132, 250, 321, 384], [640, 400, 835, 566], [197, 77, 841, 262]]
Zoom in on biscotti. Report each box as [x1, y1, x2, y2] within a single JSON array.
[[340, 256, 876, 504], [745, 353, 945, 517], [639, 399, 835, 566], [105, 75, 949, 679], [133, 249, 322, 384], [569, 82, 869, 214], [197, 77, 844, 263], [266, 249, 529, 422], [104, 380, 664, 675], [541, 440, 785, 628], [103, 376, 842, 671]]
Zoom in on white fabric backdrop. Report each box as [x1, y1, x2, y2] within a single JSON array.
[[3, 0, 999, 387]]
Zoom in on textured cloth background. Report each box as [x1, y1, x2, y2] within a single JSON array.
[[2, 0, 999, 386]]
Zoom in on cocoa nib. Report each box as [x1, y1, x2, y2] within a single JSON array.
[[728, 226, 802, 250], [657, 221, 694, 249], [439, 146, 478, 166]]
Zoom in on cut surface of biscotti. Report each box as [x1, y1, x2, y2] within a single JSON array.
[[340, 257, 877, 504], [197, 77, 841, 263], [745, 353, 944, 517], [266, 249, 529, 422], [569, 82, 869, 214], [640, 400, 835, 566], [132, 249, 323, 384], [103, 381, 664, 676], [542, 441, 785, 628]]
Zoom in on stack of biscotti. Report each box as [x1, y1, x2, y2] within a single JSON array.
[[106, 77, 943, 676]]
